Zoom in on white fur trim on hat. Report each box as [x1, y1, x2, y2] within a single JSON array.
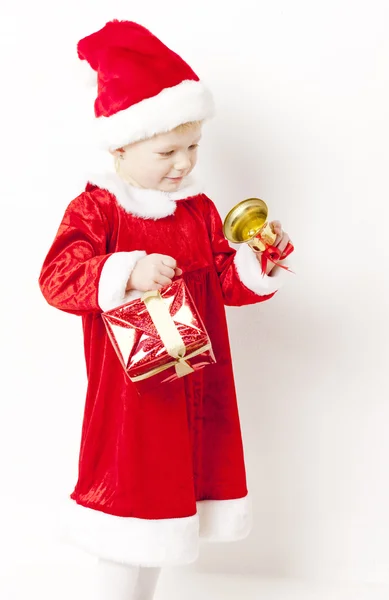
[[98, 251, 146, 312], [234, 243, 292, 296], [94, 79, 215, 151], [56, 494, 252, 567]]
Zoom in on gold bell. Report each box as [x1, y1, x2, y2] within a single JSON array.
[[223, 198, 276, 253]]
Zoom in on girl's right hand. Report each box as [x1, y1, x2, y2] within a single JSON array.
[[126, 254, 183, 292]]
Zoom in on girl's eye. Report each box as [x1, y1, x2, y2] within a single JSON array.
[[158, 144, 198, 157]]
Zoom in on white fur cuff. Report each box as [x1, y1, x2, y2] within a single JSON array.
[[198, 494, 252, 542], [234, 243, 291, 296], [98, 251, 146, 312]]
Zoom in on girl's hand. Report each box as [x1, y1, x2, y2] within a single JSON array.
[[255, 221, 291, 275], [126, 254, 182, 292]]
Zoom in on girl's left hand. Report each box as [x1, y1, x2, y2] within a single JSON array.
[[255, 221, 291, 276]]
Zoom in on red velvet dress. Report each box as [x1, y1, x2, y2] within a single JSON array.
[[39, 173, 289, 566]]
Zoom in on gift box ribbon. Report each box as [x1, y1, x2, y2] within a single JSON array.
[[134, 289, 210, 382]]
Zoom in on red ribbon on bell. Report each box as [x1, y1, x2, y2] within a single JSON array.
[[260, 241, 295, 275]]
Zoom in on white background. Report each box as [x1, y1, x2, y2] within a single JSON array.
[[1, 0, 389, 594]]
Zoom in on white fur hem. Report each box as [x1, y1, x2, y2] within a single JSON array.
[[56, 494, 252, 567], [98, 251, 146, 312], [234, 243, 291, 296], [93, 80, 215, 151], [198, 494, 252, 542]]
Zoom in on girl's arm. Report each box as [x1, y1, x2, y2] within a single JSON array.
[[203, 195, 292, 307], [39, 192, 145, 315]]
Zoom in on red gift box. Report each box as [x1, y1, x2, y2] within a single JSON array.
[[102, 278, 216, 385]]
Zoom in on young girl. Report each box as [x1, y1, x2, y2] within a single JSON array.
[[39, 19, 293, 600]]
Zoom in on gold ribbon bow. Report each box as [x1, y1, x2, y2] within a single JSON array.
[[142, 290, 195, 378]]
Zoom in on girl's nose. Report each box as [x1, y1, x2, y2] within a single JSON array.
[[174, 152, 191, 171]]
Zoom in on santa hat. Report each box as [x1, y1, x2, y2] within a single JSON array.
[[77, 19, 215, 151]]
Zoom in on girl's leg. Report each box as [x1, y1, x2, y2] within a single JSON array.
[[133, 566, 162, 600], [96, 559, 140, 600], [96, 558, 162, 600]]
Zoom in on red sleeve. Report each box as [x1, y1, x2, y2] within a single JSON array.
[[38, 192, 145, 316], [203, 195, 290, 307]]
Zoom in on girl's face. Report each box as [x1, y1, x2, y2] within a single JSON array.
[[112, 123, 202, 191]]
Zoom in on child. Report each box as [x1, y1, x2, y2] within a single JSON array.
[[39, 19, 292, 600]]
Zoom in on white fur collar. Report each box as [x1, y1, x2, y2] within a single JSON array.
[[87, 169, 204, 220]]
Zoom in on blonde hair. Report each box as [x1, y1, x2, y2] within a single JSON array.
[[115, 121, 203, 152], [173, 120, 203, 133]]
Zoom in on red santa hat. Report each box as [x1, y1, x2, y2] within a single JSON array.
[[77, 19, 215, 151]]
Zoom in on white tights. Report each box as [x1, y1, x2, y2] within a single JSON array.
[[96, 558, 162, 600]]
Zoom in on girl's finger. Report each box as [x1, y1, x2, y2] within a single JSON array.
[[159, 265, 176, 279], [270, 221, 282, 246], [160, 255, 177, 269], [277, 233, 290, 254], [154, 274, 173, 287], [270, 220, 282, 232], [274, 234, 282, 246], [274, 229, 283, 246]]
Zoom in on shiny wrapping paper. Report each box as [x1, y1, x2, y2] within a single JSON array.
[[102, 278, 216, 385]]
